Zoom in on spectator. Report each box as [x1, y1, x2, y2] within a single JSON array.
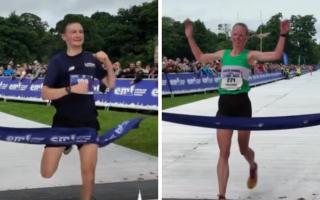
[[25, 64, 33, 77], [113, 62, 122, 77], [136, 60, 143, 71], [3, 65, 15, 76], [121, 62, 136, 78], [0, 66, 4, 76], [199, 63, 215, 76], [142, 64, 150, 75], [131, 66, 144, 84], [148, 64, 158, 79]]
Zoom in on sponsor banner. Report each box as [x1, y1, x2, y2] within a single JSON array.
[[0, 77, 157, 110], [164, 73, 219, 94], [0, 77, 10, 98], [95, 79, 158, 110], [162, 73, 171, 95], [0, 77, 43, 101], [163, 72, 285, 95], [249, 72, 284, 86]]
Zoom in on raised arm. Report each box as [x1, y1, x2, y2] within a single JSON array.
[[94, 51, 116, 89], [248, 20, 290, 63], [184, 19, 223, 64]]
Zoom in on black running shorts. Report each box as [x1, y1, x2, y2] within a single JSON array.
[[216, 93, 252, 117]]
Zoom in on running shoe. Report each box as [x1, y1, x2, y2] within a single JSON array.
[[247, 162, 258, 189]]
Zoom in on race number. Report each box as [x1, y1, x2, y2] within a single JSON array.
[[70, 74, 94, 94], [220, 73, 243, 91]]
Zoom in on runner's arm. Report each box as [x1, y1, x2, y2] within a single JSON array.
[[184, 19, 223, 64]]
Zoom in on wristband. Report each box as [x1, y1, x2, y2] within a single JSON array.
[[65, 86, 72, 94], [280, 33, 287, 37]]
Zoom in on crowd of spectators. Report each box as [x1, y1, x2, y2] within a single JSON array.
[[162, 56, 220, 76], [0, 59, 158, 84], [0, 60, 47, 81], [2, 57, 311, 81], [117, 60, 158, 79], [162, 56, 311, 76]]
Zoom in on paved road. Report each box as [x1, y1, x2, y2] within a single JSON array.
[[163, 71, 320, 200], [0, 179, 158, 200]]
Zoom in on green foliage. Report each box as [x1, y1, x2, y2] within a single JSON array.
[[261, 13, 283, 52], [162, 17, 222, 60], [103, 0, 158, 66], [162, 17, 189, 59], [0, 0, 157, 66], [0, 12, 48, 64], [289, 15, 317, 64], [163, 12, 320, 64], [163, 92, 218, 109]]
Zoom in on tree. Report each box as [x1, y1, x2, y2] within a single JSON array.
[[0, 1, 158, 66], [162, 17, 220, 61], [289, 15, 317, 64], [0, 12, 46, 64], [162, 17, 187, 59]]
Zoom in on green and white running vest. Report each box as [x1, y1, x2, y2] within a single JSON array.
[[218, 49, 251, 95]]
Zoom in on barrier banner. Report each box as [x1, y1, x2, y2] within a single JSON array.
[[164, 73, 219, 94], [162, 73, 171, 95], [0, 77, 158, 110], [162, 72, 284, 95], [0, 77, 10, 98], [95, 79, 158, 110], [249, 72, 284, 86], [0, 77, 43, 102]]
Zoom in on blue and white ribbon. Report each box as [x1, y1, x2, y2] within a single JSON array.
[[162, 112, 320, 130], [0, 118, 143, 146]]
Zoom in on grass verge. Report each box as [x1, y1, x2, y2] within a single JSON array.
[[162, 91, 218, 109]]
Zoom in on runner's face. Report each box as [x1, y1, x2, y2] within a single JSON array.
[[231, 25, 248, 48], [62, 23, 84, 48]]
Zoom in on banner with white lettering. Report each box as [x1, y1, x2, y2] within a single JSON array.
[[95, 79, 158, 110], [162, 72, 285, 95], [249, 72, 284, 86], [0, 117, 142, 147], [0, 77, 158, 110], [164, 73, 219, 94]]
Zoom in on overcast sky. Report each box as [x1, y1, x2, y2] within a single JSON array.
[[0, 0, 152, 28], [163, 0, 320, 42]]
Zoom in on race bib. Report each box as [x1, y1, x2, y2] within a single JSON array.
[[70, 74, 94, 94], [220, 73, 243, 91]]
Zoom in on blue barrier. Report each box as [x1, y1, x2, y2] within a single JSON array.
[[0, 77, 158, 111], [162, 72, 285, 95], [249, 72, 284, 86], [162, 73, 172, 95], [162, 73, 219, 95]]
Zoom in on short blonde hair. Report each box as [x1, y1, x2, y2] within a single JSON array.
[[232, 23, 249, 35]]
